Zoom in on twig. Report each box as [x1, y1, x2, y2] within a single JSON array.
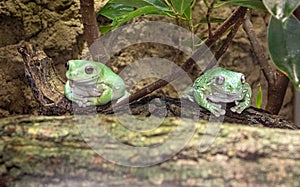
[[293, 5, 300, 20], [80, 0, 100, 47], [243, 15, 274, 84], [204, 7, 247, 47], [181, 7, 247, 72], [215, 18, 244, 60], [204, 16, 245, 72], [206, 1, 215, 38], [111, 7, 247, 109]]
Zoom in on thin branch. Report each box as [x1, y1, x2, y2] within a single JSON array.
[[293, 5, 300, 20], [215, 18, 244, 60], [80, 0, 100, 47], [111, 7, 247, 109], [243, 15, 289, 115], [206, 1, 215, 38], [204, 16, 245, 72], [243, 15, 274, 84], [204, 7, 247, 47]]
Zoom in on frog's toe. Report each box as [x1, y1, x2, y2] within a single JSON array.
[[219, 109, 226, 115], [74, 97, 90, 107], [230, 107, 237, 113], [230, 105, 245, 114], [76, 101, 83, 107], [182, 94, 194, 102], [210, 105, 225, 117], [211, 109, 225, 117], [236, 107, 246, 114]]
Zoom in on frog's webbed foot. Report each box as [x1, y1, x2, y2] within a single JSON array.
[[75, 97, 89, 107], [182, 94, 195, 102], [230, 101, 249, 114], [207, 103, 226, 117], [182, 87, 195, 102]]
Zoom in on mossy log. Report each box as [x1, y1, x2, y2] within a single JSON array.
[[1, 115, 300, 186]]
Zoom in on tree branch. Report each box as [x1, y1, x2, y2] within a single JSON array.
[[206, 1, 215, 38], [80, 0, 100, 47], [243, 15, 274, 84], [293, 5, 300, 20], [243, 15, 289, 115]]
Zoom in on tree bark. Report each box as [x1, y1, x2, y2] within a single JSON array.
[[0, 115, 300, 186], [243, 16, 289, 115], [80, 0, 100, 47]]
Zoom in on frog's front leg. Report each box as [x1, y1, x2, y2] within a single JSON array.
[[64, 81, 89, 107], [194, 89, 226, 117], [84, 84, 113, 105], [230, 83, 252, 113]]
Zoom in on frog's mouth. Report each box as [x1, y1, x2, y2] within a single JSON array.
[[208, 86, 243, 103], [69, 77, 98, 87]]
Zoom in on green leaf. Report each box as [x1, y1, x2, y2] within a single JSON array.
[[268, 15, 300, 90], [99, 25, 113, 35], [256, 84, 263, 109], [106, 0, 150, 8], [183, 6, 191, 20], [99, 4, 136, 19], [142, 0, 169, 9], [214, 0, 267, 11], [263, 0, 300, 22], [98, 0, 169, 19], [112, 6, 167, 28], [171, 0, 193, 15]]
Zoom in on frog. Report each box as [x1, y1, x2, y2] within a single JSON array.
[[184, 67, 252, 117], [64, 60, 129, 107]]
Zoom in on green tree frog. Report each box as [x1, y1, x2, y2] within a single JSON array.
[[184, 67, 252, 117], [64, 60, 128, 106]]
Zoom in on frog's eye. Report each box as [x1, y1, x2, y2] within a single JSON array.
[[241, 75, 246, 84], [85, 66, 94, 74], [215, 76, 225, 85], [65, 62, 69, 70]]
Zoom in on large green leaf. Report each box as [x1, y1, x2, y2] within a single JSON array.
[[268, 15, 300, 90], [142, 0, 169, 9], [108, 0, 168, 9], [263, 0, 300, 22], [98, 0, 169, 19], [171, 0, 193, 15], [214, 0, 267, 10], [99, 4, 135, 19], [112, 6, 168, 28], [105, 0, 151, 8]]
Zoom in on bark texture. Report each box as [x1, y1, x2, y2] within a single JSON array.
[[0, 115, 300, 186]]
